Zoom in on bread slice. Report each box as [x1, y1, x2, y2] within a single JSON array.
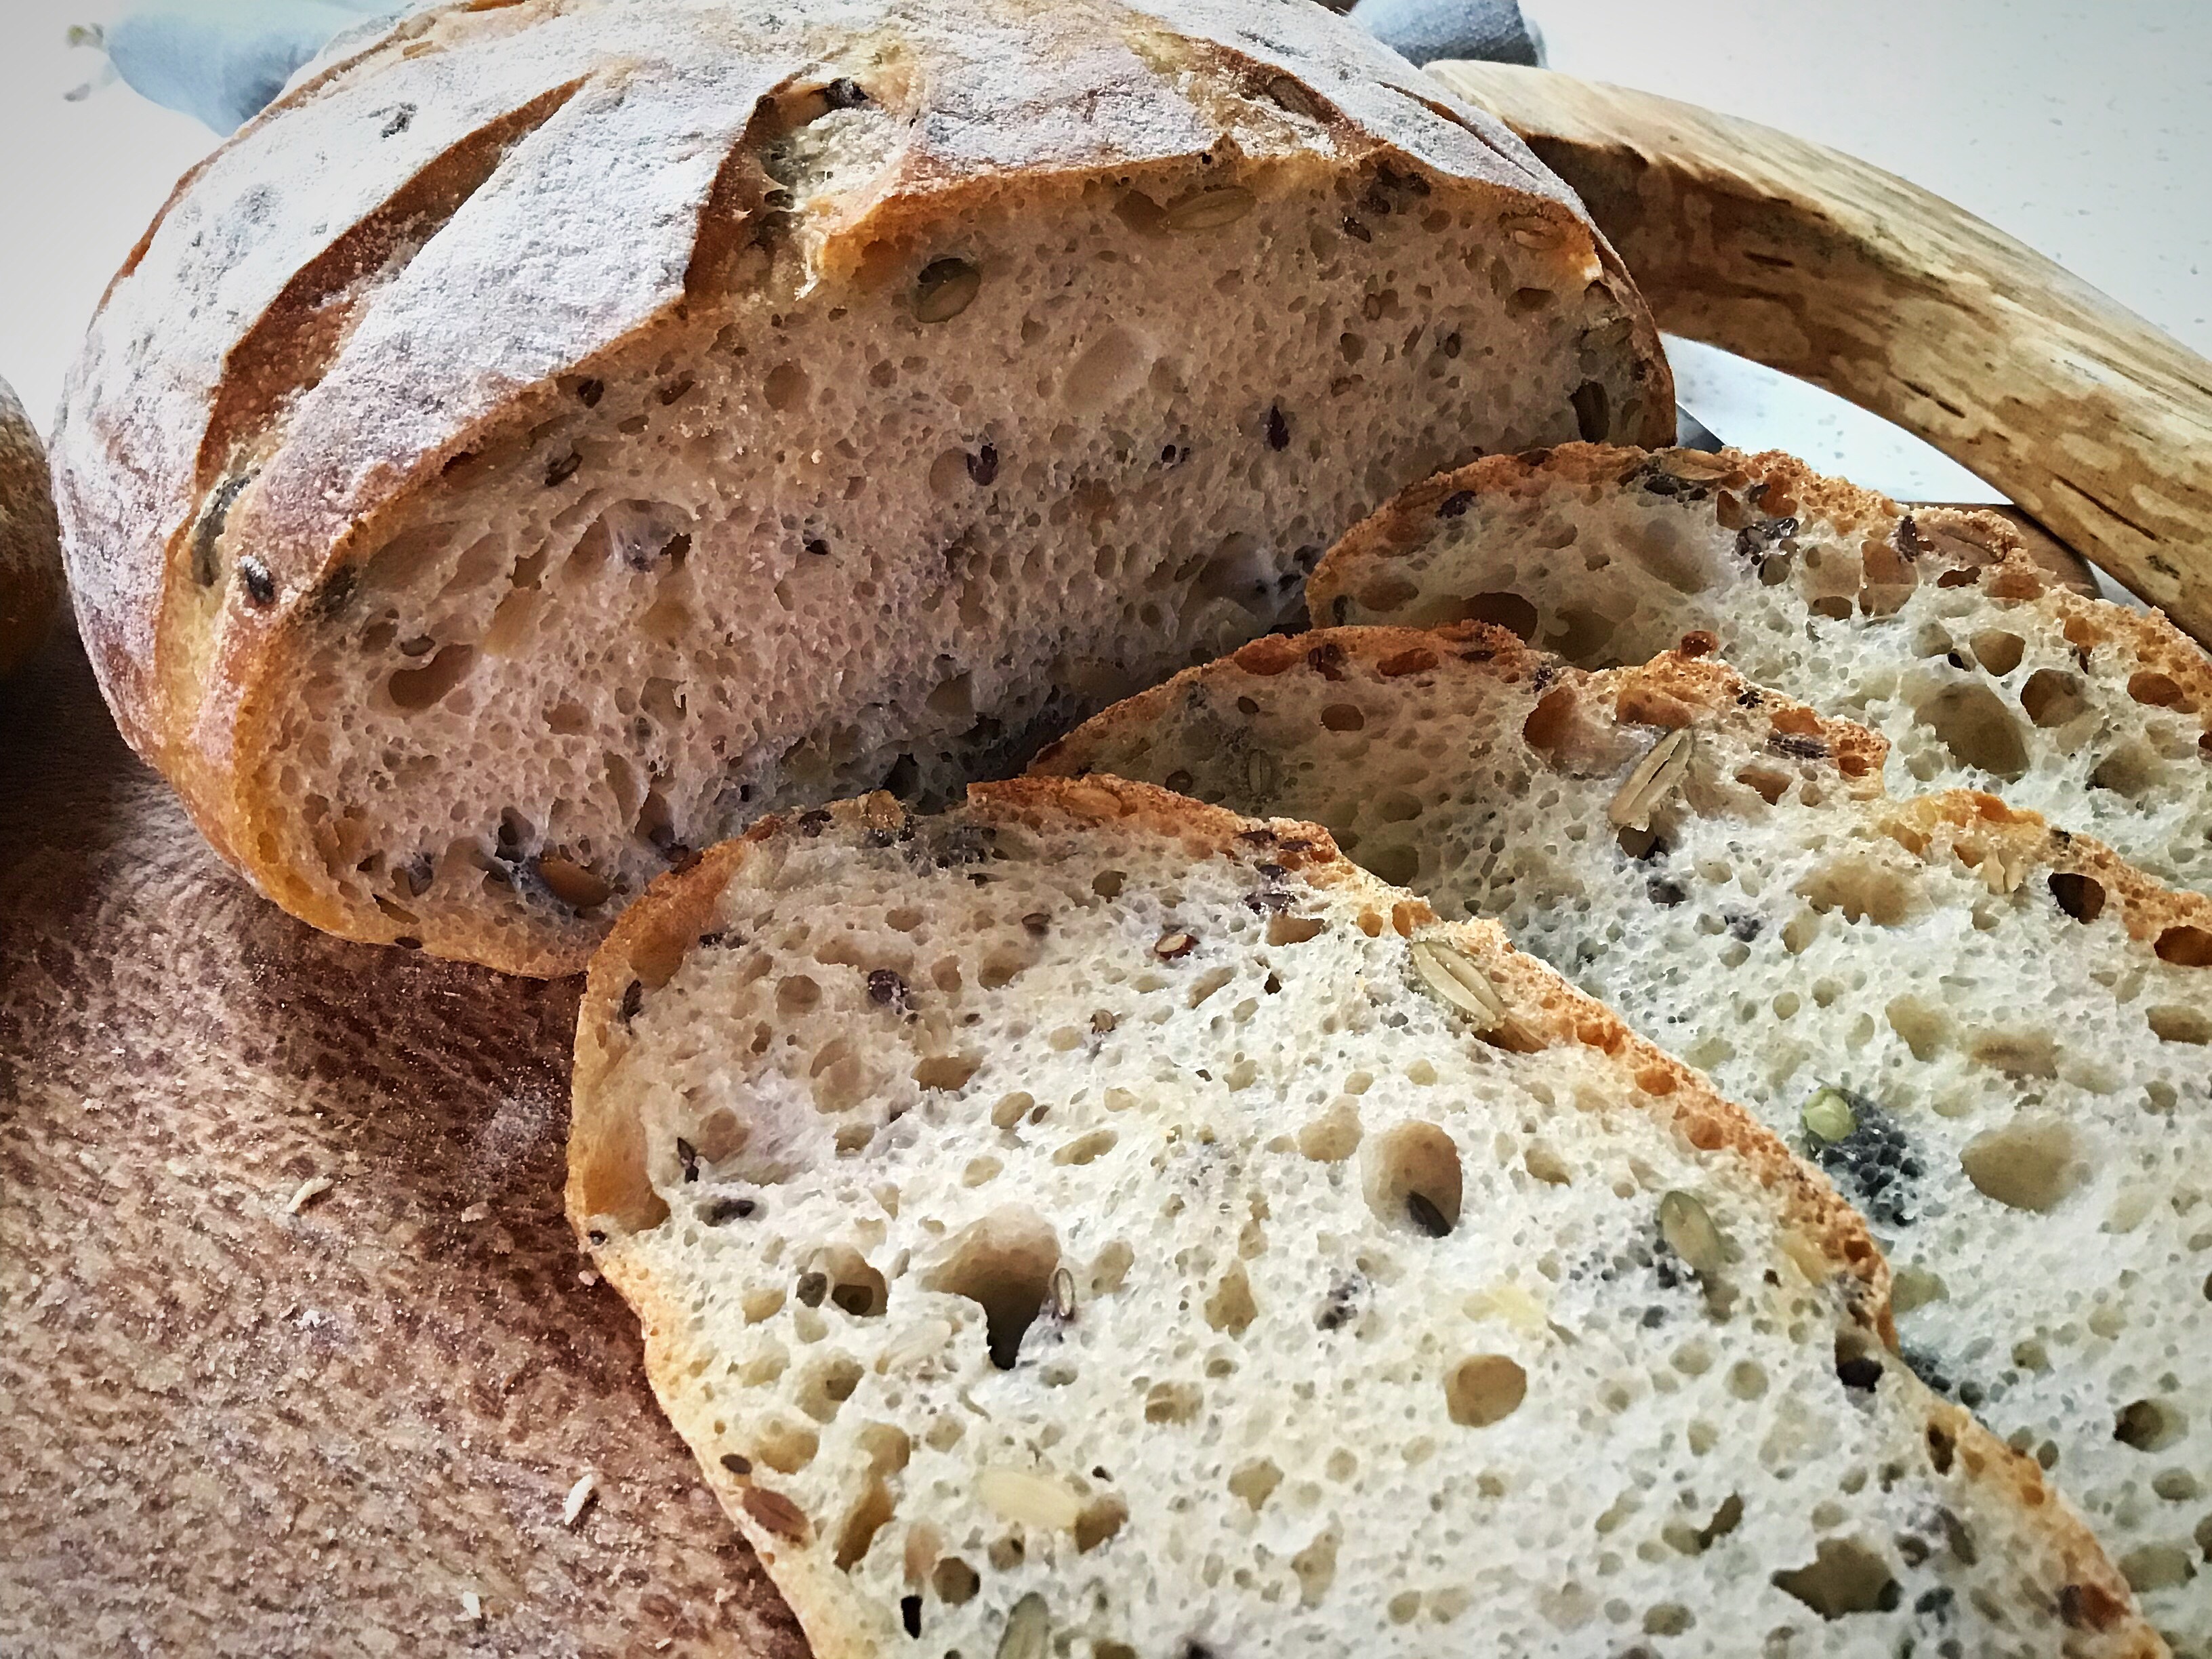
[[569, 775, 2158, 1658], [52, 0, 1671, 976], [1037, 628, 2212, 1652], [0, 376, 63, 679], [1307, 444, 2212, 897]]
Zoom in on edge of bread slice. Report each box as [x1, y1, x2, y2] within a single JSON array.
[[569, 775, 2160, 1659], [1307, 443, 2212, 897], [1037, 626, 2212, 1652]]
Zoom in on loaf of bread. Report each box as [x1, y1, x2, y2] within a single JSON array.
[[1038, 626, 2212, 1653], [52, 0, 1669, 975], [1309, 444, 2212, 896], [0, 376, 64, 679], [567, 775, 2163, 1658]]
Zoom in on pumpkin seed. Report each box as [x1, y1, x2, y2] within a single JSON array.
[[1410, 939, 1507, 1028], [1658, 1191, 1724, 1277], [996, 1593, 1051, 1659], [1801, 1088, 1858, 1145], [1607, 728, 1693, 832], [914, 258, 981, 323]]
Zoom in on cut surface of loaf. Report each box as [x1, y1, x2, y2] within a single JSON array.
[[52, 0, 1670, 975], [0, 377, 64, 678], [1309, 444, 2212, 896], [1039, 628, 2212, 1652], [569, 775, 2160, 1658]]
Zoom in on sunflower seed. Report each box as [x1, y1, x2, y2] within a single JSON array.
[[996, 1593, 1051, 1659], [1658, 1191, 1724, 1277], [1153, 930, 1195, 960], [1244, 748, 1279, 795], [977, 1467, 1084, 1531], [914, 258, 981, 323], [741, 1484, 809, 1539], [1165, 185, 1255, 232], [1410, 939, 1507, 1028], [1050, 1265, 1077, 1319], [1607, 729, 1694, 832]]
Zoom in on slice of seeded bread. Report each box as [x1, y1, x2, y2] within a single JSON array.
[[54, 0, 1671, 976], [569, 775, 2159, 1659], [0, 376, 64, 679], [1037, 628, 2212, 1653], [1307, 444, 2212, 896]]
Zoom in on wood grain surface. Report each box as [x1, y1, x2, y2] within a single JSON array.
[[1431, 60, 2212, 649], [0, 629, 804, 1658]]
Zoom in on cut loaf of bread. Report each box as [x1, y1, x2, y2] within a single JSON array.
[[1038, 627, 2212, 1652], [52, 0, 1671, 975], [569, 775, 2159, 1658], [1308, 444, 2212, 896], [0, 376, 63, 679]]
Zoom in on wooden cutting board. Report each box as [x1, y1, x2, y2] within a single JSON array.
[[0, 628, 804, 1657]]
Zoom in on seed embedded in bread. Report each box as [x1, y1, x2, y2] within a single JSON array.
[[569, 775, 2157, 1659], [52, 0, 1672, 977], [1311, 442, 2212, 898], [1038, 623, 2211, 1651]]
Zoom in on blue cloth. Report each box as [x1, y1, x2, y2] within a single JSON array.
[[1351, 0, 1542, 69], [106, 0, 405, 134]]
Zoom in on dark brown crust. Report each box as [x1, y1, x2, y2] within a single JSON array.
[[568, 773, 2165, 1658], [0, 379, 63, 680], [54, 0, 1672, 981], [1307, 443, 2212, 754]]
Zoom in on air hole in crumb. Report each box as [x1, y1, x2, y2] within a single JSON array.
[[1914, 683, 2028, 779], [2154, 925, 2212, 966], [1969, 630, 2025, 676], [388, 644, 476, 711], [2019, 668, 2087, 728], [2114, 1398, 2187, 1453], [1364, 1122, 1462, 1236], [1771, 1538, 1900, 1618], [1445, 1355, 1526, 1427], [1959, 1120, 2080, 1212], [923, 1208, 1059, 1369], [2047, 871, 2105, 922]]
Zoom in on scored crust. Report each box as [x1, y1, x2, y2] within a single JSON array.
[[52, 0, 1671, 976], [567, 773, 2159, 1657]]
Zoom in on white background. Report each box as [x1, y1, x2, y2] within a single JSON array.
[[1, 0, 2207, 504]]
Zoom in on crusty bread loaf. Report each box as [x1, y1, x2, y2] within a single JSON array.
[[569, 775, 2160, 1658], [1308, 444, 2212, 897], [52, 0, 1670, 977], [1038, 628, 2212, 1653], [0, 377, 64, 680]]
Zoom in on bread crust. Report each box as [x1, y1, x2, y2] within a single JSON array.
[[52, 0, 1671, 977], [570, 773, 2162, 1658], [1309, 441, 2212, 756], [0, 378, 63, 680]]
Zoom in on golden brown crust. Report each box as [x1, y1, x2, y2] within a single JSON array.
[[1875, 788, 2212, 958], [1034, 618, 1892, 797], [1308, 443, 2212, 758]]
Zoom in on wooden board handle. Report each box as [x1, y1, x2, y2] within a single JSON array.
[[1430, 60, 2212, 648]]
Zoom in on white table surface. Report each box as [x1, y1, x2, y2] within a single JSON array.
[[3, 0, 2207, 510]]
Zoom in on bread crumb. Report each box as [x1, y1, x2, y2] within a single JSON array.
[[460, 1202, 491, 1223], [285, 1176, 332, 1214], [457, 1591, 483, 1622], [562, 1472, 596, 1527], [578, 1269, 599, 1286]]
